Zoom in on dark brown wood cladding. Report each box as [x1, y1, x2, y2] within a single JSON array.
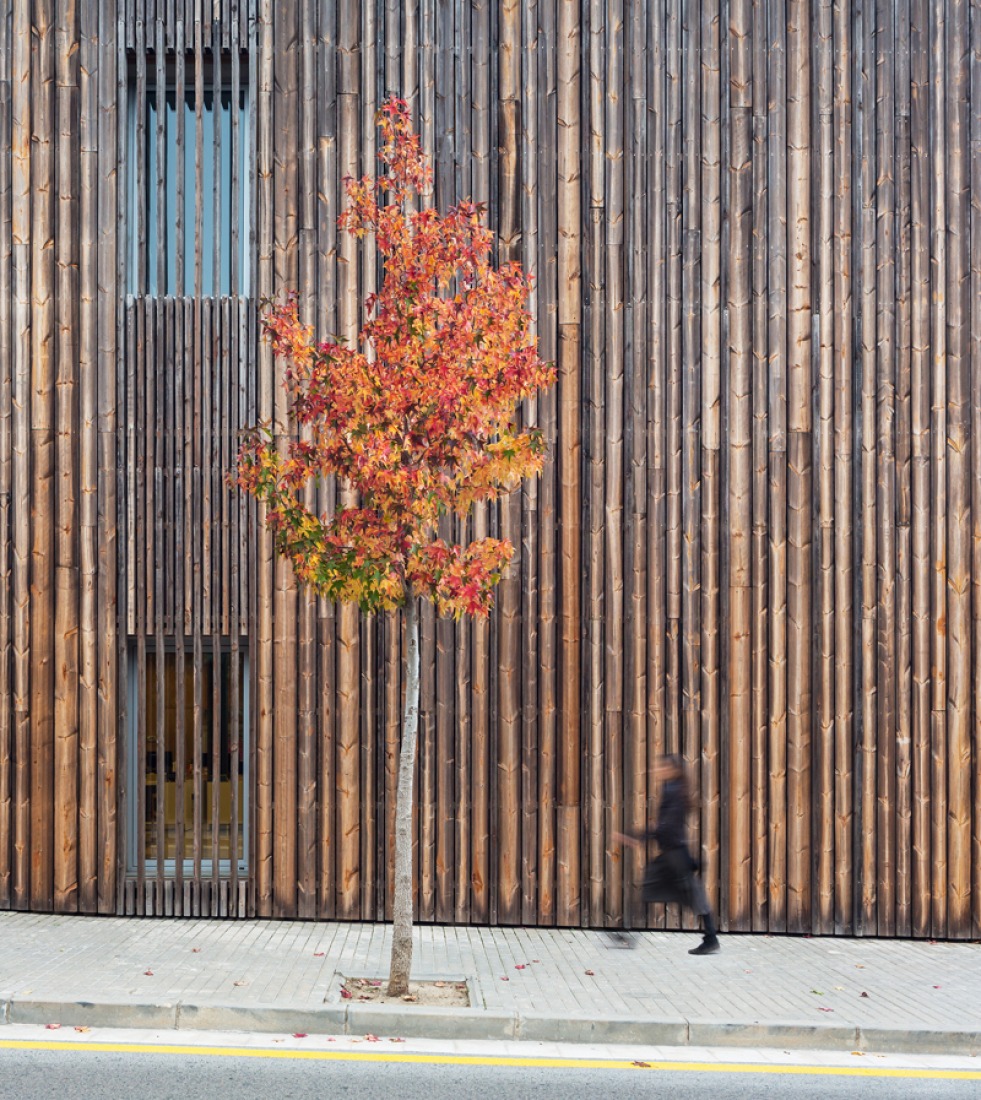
[[0, 0, 979, 938]]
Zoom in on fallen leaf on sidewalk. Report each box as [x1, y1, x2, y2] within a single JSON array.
[[192, 948, 201, 954], [45, 1024, 61, 1030], [340, 988, 352, 1000], [74, 1027, 91, 1034], [532, 960, 540, 964], [834, 986, 844, 991], [818, 1007, 834, 1013], [144, 970, 154, 976], [860, 992, 869, 998], [933, 985, 941, 990], [292, 1033, 308, 1039], [855, 964, 865, 969], [365, 1034, 380, 1042], [233, 980, 247, 987], [810, 989, 824, 995], [514, 964, 526, 970], [584, 970, 595, 976], [500, 976, 509, 982], [631, 1061, 651, 1069], [369, 980, 382, 987], [313, 952, 325, 957], [389, 1038, 405, 1043]]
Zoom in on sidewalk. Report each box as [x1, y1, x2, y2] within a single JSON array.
[[0, 912, 978, 1055]]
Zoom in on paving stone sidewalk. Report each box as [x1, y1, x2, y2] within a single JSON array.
[[0, 912, 978, 1055]]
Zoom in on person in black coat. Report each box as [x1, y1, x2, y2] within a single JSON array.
[[613, 754, 721, 955]]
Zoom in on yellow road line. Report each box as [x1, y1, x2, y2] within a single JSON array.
[[0, 1039, 977, 1079]]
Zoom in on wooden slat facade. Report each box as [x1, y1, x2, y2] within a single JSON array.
[[0, 0, 979, 937]]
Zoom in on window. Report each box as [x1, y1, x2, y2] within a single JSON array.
[[128, 63, 250, 296], [127, 642, 249, 874]]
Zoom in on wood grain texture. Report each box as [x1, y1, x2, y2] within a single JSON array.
[[0, 0, 978, 938]]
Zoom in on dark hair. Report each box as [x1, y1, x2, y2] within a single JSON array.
[[660, 754, 693, 814]]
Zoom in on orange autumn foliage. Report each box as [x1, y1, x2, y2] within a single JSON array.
[[235, 96, 554, 617]]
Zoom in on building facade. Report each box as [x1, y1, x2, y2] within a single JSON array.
[[0, 0, 979, 938]]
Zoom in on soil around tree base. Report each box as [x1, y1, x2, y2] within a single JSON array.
[[340, 975, 470, 1007]]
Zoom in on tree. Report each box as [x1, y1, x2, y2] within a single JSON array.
[[234, 97, 554, 996]]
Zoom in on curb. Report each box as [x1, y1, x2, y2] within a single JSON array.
[[2, 997, 979, 1057]]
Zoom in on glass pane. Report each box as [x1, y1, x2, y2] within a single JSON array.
[[131, 83, 249, 296], [142, 647, 247, 866]]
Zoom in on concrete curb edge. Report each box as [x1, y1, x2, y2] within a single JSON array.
[[2, 997, 977, 1057]]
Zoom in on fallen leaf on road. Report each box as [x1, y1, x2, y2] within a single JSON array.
[[45, 1024, 61, 1030], [292, 1033, 308, 1039], [585, 970, 595, 976], [631, 1061, 651, 1069]]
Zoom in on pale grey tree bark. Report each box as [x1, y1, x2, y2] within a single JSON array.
[[387, 594, 420, 996]]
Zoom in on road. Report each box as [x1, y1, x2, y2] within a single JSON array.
[[0, 1028, 977, 1099]]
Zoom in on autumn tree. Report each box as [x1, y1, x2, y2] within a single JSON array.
[[235, 98, 554, 996]]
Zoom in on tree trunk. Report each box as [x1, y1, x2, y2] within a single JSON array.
[[388, 595, 420, 996]]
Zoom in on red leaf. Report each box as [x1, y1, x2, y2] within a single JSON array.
[[514, 964, 526, 970], [365, 1034, 380, 1042], [340, 988, 352, 1000], [144, 970, 154, 976], [818, 1007, 834, 1013], [314, 952, 326, 957], [584, 970, 595, 976], [293, 1033, 308, 1039], [45, 1024, 61, 1031], [500, 976, 509, 982], [860, 992, 869, 998]]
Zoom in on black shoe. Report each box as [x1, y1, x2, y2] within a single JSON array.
[[688, 936, 720, 956]]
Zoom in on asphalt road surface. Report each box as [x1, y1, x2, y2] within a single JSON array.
[[0, 1030, 977, 1100]]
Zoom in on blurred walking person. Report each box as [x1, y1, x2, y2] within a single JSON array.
[[613, 754, 720, 955]]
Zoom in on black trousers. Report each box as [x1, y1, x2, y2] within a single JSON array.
[[641, 846, 711, 916]]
